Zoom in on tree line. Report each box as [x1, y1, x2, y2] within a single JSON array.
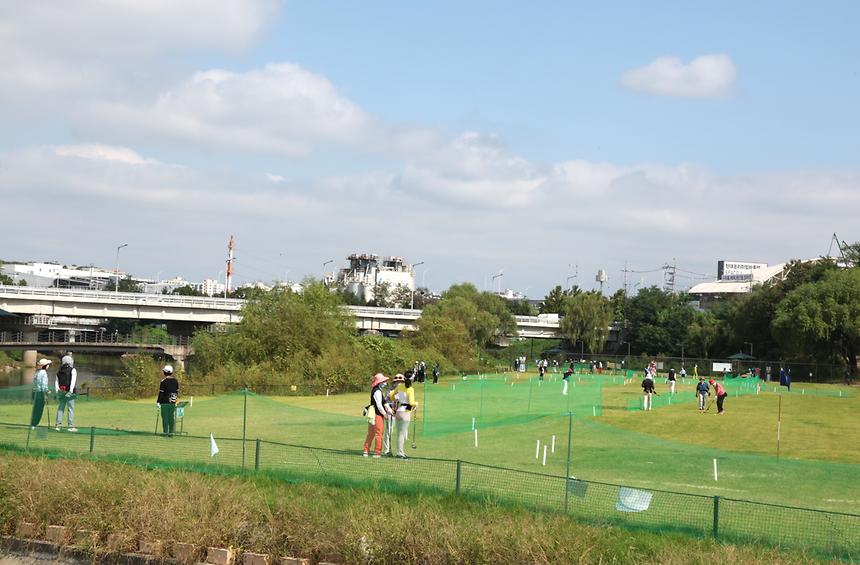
[[540, 256, 860, 376]]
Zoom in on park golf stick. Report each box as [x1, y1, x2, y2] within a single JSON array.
[[45, 392, 52, 429], [411, 413, 418, 449]]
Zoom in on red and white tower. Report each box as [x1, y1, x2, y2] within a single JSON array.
[[226, 235, 235, 293]]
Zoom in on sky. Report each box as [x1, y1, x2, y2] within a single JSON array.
[[1, 1, 858, 296]]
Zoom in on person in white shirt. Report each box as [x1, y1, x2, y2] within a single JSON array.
[[30, 359, 51, 428], [55, 353, 78, 431]]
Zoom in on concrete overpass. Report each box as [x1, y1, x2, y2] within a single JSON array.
[[0, 285, 561, 338]]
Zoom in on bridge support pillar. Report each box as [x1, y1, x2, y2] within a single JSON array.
[[172, 356, 185, 373], [22, 350, 37, 384]]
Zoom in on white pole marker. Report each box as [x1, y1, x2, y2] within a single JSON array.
[[190, 396, 193, 407], [536, 439, 541, 459], [474, 428, 478, 448], [713, 458, 718, 481], [551, 435, 556, 453], [471, 417, 475, 431], [542, 445, 547, 466]]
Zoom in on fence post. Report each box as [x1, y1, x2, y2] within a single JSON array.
[[89, 426, 95, 454], [255, 438, 261, 471], [211, 383, 215, 396], [455, 460, 462, 495], [712, 496, 720, 538]]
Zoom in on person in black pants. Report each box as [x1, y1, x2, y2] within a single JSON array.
[[156, 365, 179, 435]]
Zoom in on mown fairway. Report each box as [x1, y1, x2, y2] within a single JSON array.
[[1, 373, 857, 514]]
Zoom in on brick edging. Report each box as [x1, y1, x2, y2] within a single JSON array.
[[1, 533, 327, 565]]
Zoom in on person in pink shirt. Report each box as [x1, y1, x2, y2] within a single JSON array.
[[709, 379, 728, 415]]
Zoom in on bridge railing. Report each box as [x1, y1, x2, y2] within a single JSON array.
[[0, 330, 191, 347], [0, 285, 244, 310]]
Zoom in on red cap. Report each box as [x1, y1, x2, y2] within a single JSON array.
[[708, 379, 715, 385]]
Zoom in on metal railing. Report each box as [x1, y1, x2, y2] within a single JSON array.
[[0, 331, 191, 347], [0, 421, 856, 562], [0, 284, 244, 309]]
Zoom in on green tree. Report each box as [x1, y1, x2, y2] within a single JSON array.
[[420, 283, 516, 348], [715, 258, 838, 359], [0, 260, 13, 285], [368, 281, 391, 307], [116, 276, 143, 293], [626, 287, 694, 356], [540, 285, 580, 314], [772, 268, 860, 373], [559, 292, 611, 353], [170, 285, 205, 297], [506, 299, 538, 316], [686, 311, 721, 358], [840, 241, 860, 268], [389, 283, 413, 308]]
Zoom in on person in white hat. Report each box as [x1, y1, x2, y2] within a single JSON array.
[[156, 365, 179, 435], [30, 359, 52, 428]]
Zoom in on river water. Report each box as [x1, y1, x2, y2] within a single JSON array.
[[0, 355, 124, 388]]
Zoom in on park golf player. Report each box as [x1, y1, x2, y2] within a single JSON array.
[[709, 379, 728, 415], [55, 354, 78, 431], [696, 376, 710, 411], [156, 365, 179, 435]]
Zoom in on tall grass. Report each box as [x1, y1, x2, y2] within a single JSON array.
[[0, 454, 834, 564]]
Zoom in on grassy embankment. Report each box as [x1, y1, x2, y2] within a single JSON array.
[[0, 453, 839, 565]]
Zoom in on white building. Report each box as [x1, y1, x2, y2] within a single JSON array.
[[142, 276, 193, 294], [688, 260, 791, 307], [195, 278, 227, 297], [1, 262, 121, 289], [335, 253, 416, 303], [495, 289, 528, 301]]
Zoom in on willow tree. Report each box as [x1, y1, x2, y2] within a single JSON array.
[[559, 291, 612, 354]]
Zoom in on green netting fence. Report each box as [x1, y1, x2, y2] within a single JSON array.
[[0, 421, 856, 562], [625, 376, 765, 411], [421, 374, 604, 437]]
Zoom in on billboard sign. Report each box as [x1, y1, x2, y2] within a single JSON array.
[[717, 261, 767, 281]]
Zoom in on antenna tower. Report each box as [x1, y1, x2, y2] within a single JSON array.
[[226, 235, 235, 293]]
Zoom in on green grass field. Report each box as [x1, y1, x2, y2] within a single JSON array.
[[1, 373, 858, 516]]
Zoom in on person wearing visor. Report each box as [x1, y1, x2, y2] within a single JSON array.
[[389, 370, 418, 459]]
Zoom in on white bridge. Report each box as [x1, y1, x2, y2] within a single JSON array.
[[0, 285, 560, 339]]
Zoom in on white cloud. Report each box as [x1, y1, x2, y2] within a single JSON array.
[[52, 144, 156, 166], [621, 54, 737, 99], [0, 1, 282, 107], [1, 143, 857, 293], [82, 64, 379, 158]]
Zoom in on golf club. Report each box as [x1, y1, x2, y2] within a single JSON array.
[[154, 405, 160, 434], [411, 414, 418, 449], [705, 396, 714, 412], [45, 392, 52, 429]]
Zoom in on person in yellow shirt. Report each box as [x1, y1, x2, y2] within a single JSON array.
[[388, 371, 418, 459]]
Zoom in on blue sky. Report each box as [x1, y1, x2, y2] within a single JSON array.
[[1, 1, 858, 295]]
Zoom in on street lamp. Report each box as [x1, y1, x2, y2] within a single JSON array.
[[492, 269, 503, 293], [114, 243, 128, 292], [411, 261, 424, 309], [621, 341, 631, 370]]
